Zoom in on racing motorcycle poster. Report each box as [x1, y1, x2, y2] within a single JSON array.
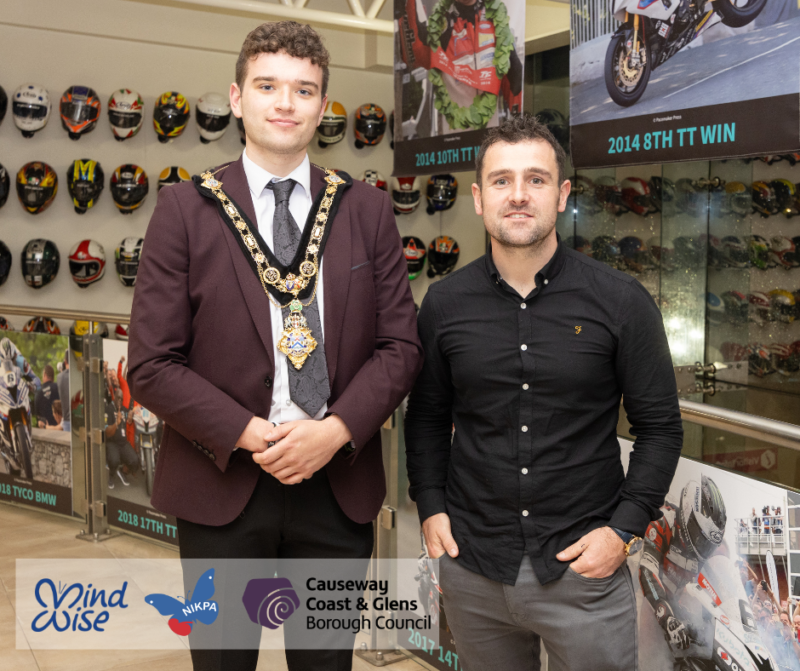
[[394, 0, 525, 175], [103, 339, 178, 547], [0, 331, 73, 517], [570, 0, 800, 168], [619, 439, 800, 671]]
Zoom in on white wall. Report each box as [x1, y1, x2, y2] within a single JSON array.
[[0, 1, 488, 329]]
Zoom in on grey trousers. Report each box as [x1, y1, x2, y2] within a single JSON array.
[[438, 554, 637, 671]]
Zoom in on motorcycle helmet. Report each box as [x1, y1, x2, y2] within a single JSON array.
[[427, 236, 459, 278], [22, 239, 59, 289], [153, 91, 190, 143], [678, 476, 726, 560], [701, 234, 724, 268], [536, 108, 569, 152], [0, 163, 8, 209], [66, 159, 104, 214], [23, 317, 61, 335], [648, 236, 674, 271], [749, 343, 775, 377], [770, 236, 798, 269], [648, 176, 676, 215], [110, 164, 149, 214], [114, 324, 129, 341], [426, 174, 458, 214], [0, 85, 6, 126], [675, 178, 704, 217], [565, 235, 592, 256], [360, 170, 387, 191], [157, 166, 191, 191], [722, 290, 748, 325], [237, 116, 246, 145], [619, 236, 654, 272], [770, 179, 798, 218], [673, 236, 703, 269], [620, 177, 653, 216], [317, 101, 347, 148], [751, 181, 777, 217], [720, 341, 747, 362], [68, 239, 106, 288], [592, 236, 622, 268], [391, 176, 423, 215], [16, 162, 58, 215], [389, 110, 395, 150], [353, 103, 386, 148], [783, 153, 800, 166], [0, 242, 10, 287], [720, 235, 749, 268], [723, 181, 751, 217], [770, 289, 796, 324], [402, 236, 426, 280], [772, 342, 798, 375], [59, 86, 101, 140], [748, 292, 773, 325], [70, 320, 109, 339], [706, 293, 726, 325], [196, 92, 231, 143], [12, 84, 51, 138], [115, 237, 143, 287], [594, 176, 625, 215], [748, 235, 771, 270], [571, 176, 602, 215], [0, 318, 11, 331], [107, 89, 144, 141]]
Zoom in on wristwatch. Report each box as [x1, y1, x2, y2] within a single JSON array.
[[610, 527, 643, 556]]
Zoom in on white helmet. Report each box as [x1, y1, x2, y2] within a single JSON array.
[[196, 92, 231, 143], [107, 89, 144, 141], [678, 476, 726, 560], [13, 84, 51, 138], [0, 337, 19, 361], [360, 170, 387, 191], [391, 176, 423, 214]]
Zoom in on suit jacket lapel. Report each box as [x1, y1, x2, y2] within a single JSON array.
[[316, 166, 351, 387], [215, 157, 275, 373]]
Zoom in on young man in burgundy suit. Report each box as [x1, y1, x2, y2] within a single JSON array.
[[128, 21, 422, 671]]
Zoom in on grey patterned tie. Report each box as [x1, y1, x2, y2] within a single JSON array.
[[267, 179, 331, 416]]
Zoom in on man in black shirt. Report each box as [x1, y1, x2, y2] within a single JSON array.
[[35, 365, 59, 428], [405, 114, 683, 670]]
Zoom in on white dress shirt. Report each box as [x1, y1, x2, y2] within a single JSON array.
[[241, 148, 327, 423]]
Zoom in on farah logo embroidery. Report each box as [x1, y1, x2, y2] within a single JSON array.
[[575, 326, 582, 335]]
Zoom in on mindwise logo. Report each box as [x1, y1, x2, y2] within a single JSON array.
[[242, 578, 300, 630], [144, 568, 218, 636]]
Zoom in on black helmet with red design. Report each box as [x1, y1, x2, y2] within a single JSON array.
[[110, 164, 149, 214], [620, 177, 654, 216], [68, 239, 106, 288], [427, 236, 459, 278], [391, 176, 423, 215], [354, 103, 386, 148], [23, 317, 61, 335], [360, 170, 387, 191], [60, 86, 101, 140], [402, 236, 426, 280], [0, 318, 11, 331]]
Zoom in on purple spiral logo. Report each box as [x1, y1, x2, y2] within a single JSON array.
[[242, 578, 300, 630]]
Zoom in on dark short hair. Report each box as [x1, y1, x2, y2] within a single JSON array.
[[236, 21, 330, 97], [43, 364, 54, 380], [475, 113, 567, 186]]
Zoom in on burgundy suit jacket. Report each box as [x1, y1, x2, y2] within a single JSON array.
[[127, 157, 423, 526]]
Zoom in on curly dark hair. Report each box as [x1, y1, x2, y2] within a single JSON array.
[[236, 21, 330, 96], [475, 113, 567, 186]]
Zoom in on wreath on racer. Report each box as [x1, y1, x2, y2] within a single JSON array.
[[426, 0, 514, 130]]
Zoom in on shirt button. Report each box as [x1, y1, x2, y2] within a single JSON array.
[[521, 426, 528, 432], [521, 344, 527, 351], [285, 399, 292, 406], [544, 279, 549, 285], [520, 303, 527, 309], [521, 468, 528, 474], [522, 383, 529, 390], [522, 510, 529, 517]]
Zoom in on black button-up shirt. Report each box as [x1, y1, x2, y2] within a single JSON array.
[[405, 237, 683, 586]]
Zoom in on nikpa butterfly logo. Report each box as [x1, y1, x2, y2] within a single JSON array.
[[144, 568, 218, 636]]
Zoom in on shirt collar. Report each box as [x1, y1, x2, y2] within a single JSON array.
[[241, 148, 311, 201], [485, 232, 566, 289]]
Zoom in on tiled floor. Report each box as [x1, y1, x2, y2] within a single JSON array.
[[0, 503, 431, 671]]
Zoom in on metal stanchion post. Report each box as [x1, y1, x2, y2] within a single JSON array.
[[76, 334, 117, 543]]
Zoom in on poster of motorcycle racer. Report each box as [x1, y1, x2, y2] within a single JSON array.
[[394, 0, 525, 175], [0, 331, 73, 517], [103, 338, 178, 547], [625, 448, 800, 671], [570, 0, 800, 168]]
